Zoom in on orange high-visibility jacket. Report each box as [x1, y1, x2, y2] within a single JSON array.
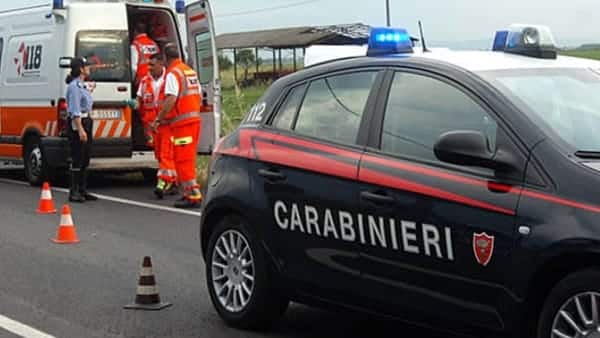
[[163, 59, 202, 127], [132, 34, 160, 83], [138, 72, 165, 122]]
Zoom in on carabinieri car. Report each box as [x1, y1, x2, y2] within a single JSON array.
[[199, 24, 600, 338]]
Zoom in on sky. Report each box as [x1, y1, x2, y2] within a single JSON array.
[[7, 0, 600, 46]]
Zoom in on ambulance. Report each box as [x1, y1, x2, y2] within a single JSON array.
[[0, 0, 220, 185]]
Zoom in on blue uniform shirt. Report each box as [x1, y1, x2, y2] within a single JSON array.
[[66, 78, 93, 118]]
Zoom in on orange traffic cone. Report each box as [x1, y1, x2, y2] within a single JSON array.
[[124, 256, 172, 311], [36, 182, 57, 214], [51, 205, 80, 244]]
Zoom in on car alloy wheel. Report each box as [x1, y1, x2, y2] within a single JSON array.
[[211, 230, 255, 313], [551, 292, 600, 338]]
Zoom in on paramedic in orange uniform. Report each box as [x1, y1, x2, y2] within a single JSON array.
[[131, 21, 160, 88], [136, 53, 178, 198], [152, 43, 203, 209]]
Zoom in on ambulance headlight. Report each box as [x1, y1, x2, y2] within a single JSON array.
[[502, 24, 557, 59], [52, 0, 64, 9], [367, 27, 413, 57]]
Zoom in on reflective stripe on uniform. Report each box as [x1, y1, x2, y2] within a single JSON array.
[[165, 112, 201, 125], [171, 67, 200, 97], [173, 136, 193, 146]]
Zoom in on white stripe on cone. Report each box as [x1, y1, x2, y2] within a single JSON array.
[[59, 213, 74, 227], [140, 267, 154, 276], [40, 189, 52, 200], [136, 285, 159, 295]]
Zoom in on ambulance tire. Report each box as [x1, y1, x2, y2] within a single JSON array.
[[24, 137, 51, 187], [206, 215, 289, 330], [537, 268, 600, 338]]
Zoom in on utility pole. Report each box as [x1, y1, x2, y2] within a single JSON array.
[[386, 0, 391, 26]]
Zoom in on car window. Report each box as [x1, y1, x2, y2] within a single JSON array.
[[293, 71, 377, 145], [382, 72, 497, 163], [272, 84, 307, 130]]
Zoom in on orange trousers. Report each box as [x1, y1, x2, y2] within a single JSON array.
[[140, 110, 157, 148], [154, 125, 177, 183], [172, 121, 201, 199]]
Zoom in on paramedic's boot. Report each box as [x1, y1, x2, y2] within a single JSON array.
[[68, 170, 85, 203], [80, 169, 98, 201], [174, 191, 202, 209], [154, 179, 167, 199], [165, 182, 179, 196]]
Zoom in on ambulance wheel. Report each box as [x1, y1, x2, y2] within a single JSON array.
[[206, 215, 289, 330], [537, 268, 600, 338], [24, 137, 50, 187]]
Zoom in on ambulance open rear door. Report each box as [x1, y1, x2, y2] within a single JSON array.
[[185, 0, 220, 155]]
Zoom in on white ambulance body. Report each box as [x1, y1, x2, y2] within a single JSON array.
[[0, 0, 220, 185]]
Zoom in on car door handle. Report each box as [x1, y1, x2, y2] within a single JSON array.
[[360, 191, 395, 204], [258, 169, 286, 181]]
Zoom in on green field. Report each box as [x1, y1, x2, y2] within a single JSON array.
[[560, 49, 600, 60], [197, 69, 273, 185]]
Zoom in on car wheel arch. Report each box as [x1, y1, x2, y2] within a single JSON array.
[[200, 200, 250, 258], [200, 200, 282, 274], [521, 250, 600, 336]]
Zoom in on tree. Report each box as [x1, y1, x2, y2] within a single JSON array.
[[237, 49, 256, 81], [218, 53, 232, 71]]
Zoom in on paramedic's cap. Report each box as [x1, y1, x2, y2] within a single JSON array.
[[70, 57, 93, 69]]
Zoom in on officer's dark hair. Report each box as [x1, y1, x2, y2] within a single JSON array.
[[65, 57, 86, 84], [164, 43, 180, 61]]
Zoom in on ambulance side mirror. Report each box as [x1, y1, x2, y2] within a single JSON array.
[[59, 57, 73, 68]]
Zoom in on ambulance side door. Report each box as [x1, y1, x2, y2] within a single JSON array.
[[357, 69, 525, 331], [257, 70, 384, 304], [184, 0, 219, 154]]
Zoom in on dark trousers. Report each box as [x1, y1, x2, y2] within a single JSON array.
[[68, 117, 93, 170]]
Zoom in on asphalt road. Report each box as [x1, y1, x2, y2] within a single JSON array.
[[0, 169, 460, 338]]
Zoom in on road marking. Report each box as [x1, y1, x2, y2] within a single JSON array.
[[0, 313, 56, 338], [0, 178, 202, 217]]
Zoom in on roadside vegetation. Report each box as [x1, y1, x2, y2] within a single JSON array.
[[560, 49, 600, 60]]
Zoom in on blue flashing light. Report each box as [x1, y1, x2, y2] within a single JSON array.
[[368, 27, 413, 56], [175, 0, 186, 14], [492, 30, 508, 51], [52, 0, 64, 9]]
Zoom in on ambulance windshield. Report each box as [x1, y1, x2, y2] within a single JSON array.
[[76, 30, 131, 83]]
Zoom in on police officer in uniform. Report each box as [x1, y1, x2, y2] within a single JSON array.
[[66, 57, 98, 203]]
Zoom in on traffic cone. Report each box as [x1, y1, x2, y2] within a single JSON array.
[[51, 205, 80, 244], [124, 256, 172, 311], [36, 182, 57, 214]]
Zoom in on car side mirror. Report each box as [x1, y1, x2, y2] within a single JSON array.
[[434, 130, 512, 170], [59, 57, 73, 68]]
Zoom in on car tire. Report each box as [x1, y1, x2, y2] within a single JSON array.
[[205, 215, 289, 330], [24, 137, 51, 187], [537, 268, 600, 338]]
